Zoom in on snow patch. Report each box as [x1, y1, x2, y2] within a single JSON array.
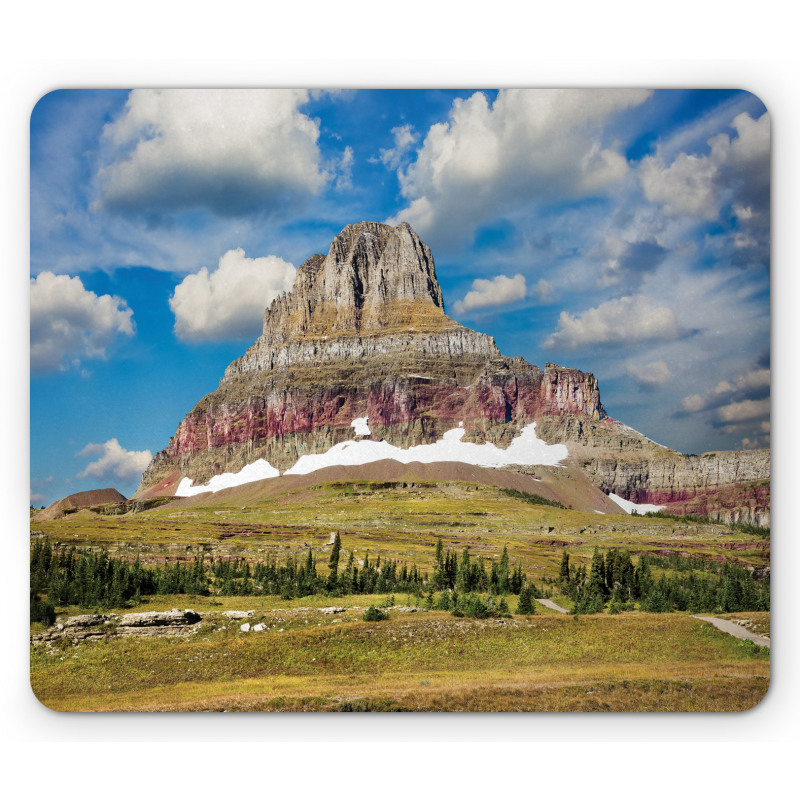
[[175, 458, 280, 497], [284, 422, 568, 475], [174, 423, 569, 496], [608, 492, 665, 515], [351, 417, 370, 437]]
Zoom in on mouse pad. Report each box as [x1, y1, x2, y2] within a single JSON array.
[[29, 89, 770, 711]]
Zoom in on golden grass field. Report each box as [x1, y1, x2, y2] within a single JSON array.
[[30, 479, 770, 712], [30, 609, 769, 712]]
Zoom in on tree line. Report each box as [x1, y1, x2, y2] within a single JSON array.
[[557, 547, 769, 614], [30, 537, 535, 617], [31, 538, 768, 622]]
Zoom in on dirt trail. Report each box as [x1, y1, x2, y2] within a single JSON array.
[[692, 615, 770, 647], [535, 598, 570, 614]]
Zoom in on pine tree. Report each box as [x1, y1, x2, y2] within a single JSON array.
[[559, 549, 570, 588], [516, 585, 535, 615], [456, 547, 471, 592], [327, 533, 342, 591], [588, 547, 607, 597], [499, 545, 510, 594]]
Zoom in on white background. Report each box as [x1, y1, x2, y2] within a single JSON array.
[[4, 1, 796, 792]]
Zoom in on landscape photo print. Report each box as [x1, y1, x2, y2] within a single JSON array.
[[29, 88, 770, 712]]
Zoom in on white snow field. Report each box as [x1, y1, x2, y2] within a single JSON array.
[[284, 423, 568, 475], [350, 417, 371, 436], [175, 458, 280, 497], [173, 422, 568, 495], [608, 492, 665, 515]]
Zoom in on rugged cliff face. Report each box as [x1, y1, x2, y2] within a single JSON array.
[[138, 222, 604, 492], [535, 414, 770, 526], [136, 221, 770, 527]]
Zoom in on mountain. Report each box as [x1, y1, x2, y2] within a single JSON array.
[[33, 488, 128, 521], [136, 222, 769, 526]]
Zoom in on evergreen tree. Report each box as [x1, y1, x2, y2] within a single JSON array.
[[516, 585, 535, 615], [558, 550, 570, 589], [499, 545, 510, 594], [588, 547, 608, 597], [327, 533, 342, 591], [456, 547, 472, 592]]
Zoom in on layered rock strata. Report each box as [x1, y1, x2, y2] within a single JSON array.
[[536, 415, 770, 526], [138, 222, 604, 493], [136, 221, 769, 526]]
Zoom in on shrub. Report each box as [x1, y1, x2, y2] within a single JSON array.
[[30, 593, 55, 625], [362, 605, 389, 622]]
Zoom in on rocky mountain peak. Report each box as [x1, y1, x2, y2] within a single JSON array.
[[138, 221, 611, 494], [263, 221, 448, 341]]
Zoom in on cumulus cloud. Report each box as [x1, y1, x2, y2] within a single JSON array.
[[677, 361, 770, 449], [31, 271, 135, 372], [94, 89, 333, 219], [543, 295, 679, 349], [77, 439, 152, 483], [716, 397, 770, 424], [680, 365, 770, 414], [379, 124, 418, 170], [627, 360, 672, 387], [388, 88, 651, 243], [640, 111, 769, 226], [452, 273, 527, 315], [170, 248, 296, 341]]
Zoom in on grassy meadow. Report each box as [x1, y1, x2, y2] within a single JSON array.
[[30, 479, 770, 712]]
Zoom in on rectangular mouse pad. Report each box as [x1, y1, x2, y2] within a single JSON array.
[[30, 89, 770, 712]]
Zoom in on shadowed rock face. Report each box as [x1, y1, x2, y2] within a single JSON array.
[[135, 221, 769, 526]]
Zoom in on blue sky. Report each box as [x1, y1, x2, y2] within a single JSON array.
[[30, 88, 770, 506]]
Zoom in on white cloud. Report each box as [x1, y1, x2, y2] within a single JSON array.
[[30, 271, 135, 372], [675, 359, 770, 450], [170, 248, 296, 341], [543, 295, 679, 349], [681, 394, 706, 413], [680, 365, 770, 414], [716, 397, 770, 424], [379, 124, 418, 170], [78, 439, 152, 483], [95, 89, 331, 218], [640, 111, 770, 223], [640, 151, 719, 219], [335, 146, 354, 190], [452, 273, 527, 315], [627, 360, 672, 387], [388, 88, 651, 243]]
